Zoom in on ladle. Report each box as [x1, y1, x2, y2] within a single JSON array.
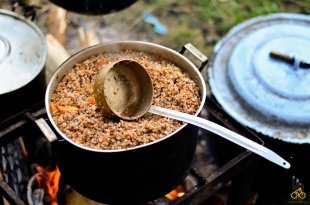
[[94, 60, 290, 169]]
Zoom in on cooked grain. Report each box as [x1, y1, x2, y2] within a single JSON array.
[[51, 51, 200, 150]]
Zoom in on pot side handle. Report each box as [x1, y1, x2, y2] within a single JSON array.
[[24, 112, 59, 143], [35, 118, 58, 143], [179, 43, 208, 71]]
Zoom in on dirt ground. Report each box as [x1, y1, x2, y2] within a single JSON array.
[[62, 0, 309, 58], [2, 0, 307, 59]]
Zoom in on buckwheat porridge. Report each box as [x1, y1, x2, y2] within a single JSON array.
[[50, 50, 200, 150]]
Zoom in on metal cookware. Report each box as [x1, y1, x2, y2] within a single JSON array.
[[0, 9, 47, 123], [94, 59, 154, 120], [49, 0, 137, 15], [208, 13, 310, 144], [207, 13, 310, 197], [40, 41, 207, 204]]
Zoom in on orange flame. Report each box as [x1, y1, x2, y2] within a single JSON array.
[[35, 166, 61, 205], [165, 185, 185, 201]]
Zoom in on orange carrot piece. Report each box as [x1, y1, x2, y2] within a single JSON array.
[[57, 105, 79, 112], [50, 103, 57, 113], [86, 96, 96, 105]]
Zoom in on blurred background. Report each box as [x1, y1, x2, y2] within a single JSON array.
[[2, 0, 309, 57], [102, 0, 309, 57]]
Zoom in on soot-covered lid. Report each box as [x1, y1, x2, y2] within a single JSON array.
[[208, 13, 310, 144]]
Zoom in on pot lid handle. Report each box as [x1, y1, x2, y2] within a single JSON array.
[[269, 51, 310, 70]]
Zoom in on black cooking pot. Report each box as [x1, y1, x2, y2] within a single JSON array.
[[0, 9, 47, 123], [38, 41, 208, 204], [207, 13, 310, 201], [54, 123, 197, 204], [49, 0, 138, 15]]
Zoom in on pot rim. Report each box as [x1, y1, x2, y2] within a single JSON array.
[[45, 41, 207, 153]]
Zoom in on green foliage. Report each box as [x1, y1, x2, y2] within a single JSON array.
[[138, 0, 308, 57], [162, 24, 204, 50], [194, 0, 305, 34]]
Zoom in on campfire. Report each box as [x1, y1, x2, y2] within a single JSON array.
[[15, 136, 60, 205], [29, 166, 60, 205], [0, 100, 260, 205]]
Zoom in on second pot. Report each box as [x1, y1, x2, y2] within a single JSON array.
[[49, 0, 138, 15], [0, 9, 47, 122]]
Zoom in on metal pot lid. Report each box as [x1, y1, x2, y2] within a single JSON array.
[[0, 9, 47, 95], [208, 13, 310, 144]]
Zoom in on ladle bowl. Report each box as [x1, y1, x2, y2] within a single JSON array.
[[94, 59, 291, 169], [94, 59, 153, 120]]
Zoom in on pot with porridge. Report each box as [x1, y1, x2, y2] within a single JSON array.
[[41, 41, 207, 204]]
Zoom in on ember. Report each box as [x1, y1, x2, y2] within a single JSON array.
[[165, 186, 185, 201]]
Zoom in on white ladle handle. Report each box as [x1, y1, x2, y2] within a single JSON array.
[[149, 105, 290, 169]]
